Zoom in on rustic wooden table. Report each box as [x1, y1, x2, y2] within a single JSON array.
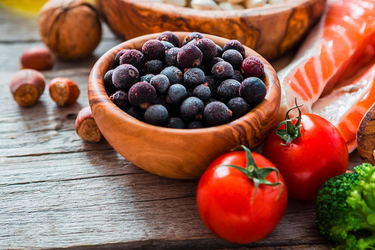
[[0, 3, 362, 250]]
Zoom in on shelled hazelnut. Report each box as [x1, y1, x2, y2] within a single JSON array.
[[75, 106, 102, 142], [9, 69, 46, 107], [20, 47, 55, 71], [49, 77, 80, 106]]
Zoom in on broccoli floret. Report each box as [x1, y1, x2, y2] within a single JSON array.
[[315, 163, 375, 250]]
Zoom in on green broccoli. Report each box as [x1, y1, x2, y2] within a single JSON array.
[[315, 163, 375, 250]]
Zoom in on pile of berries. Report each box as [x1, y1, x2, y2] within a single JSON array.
[[104, 31, 267, 129]]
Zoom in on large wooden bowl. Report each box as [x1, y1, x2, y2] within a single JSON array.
[[95, 0, 326, 61], [88, 32, 281, 179]]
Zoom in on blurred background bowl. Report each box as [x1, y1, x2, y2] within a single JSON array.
[[88, 32, 281, 179], [95, 0, 326, 61]]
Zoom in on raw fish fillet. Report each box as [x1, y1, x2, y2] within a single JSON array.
[[277, 0, 375, 152]]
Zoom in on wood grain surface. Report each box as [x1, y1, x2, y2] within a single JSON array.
[[95, 0, 326, 61], [0, 2, 362, 249], [357, 103, 375, 165]]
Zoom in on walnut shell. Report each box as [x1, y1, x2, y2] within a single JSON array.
[[38, 0, 102, 60]]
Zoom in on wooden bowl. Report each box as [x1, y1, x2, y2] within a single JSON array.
[[88, 32, 281, 179], [95, 0, 326, 61]]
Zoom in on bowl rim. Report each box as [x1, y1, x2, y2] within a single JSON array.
[[88, 31, 281, 139]]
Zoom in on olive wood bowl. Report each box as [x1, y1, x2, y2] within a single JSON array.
[[95, 0, 326, 61], [88, 32, 281, 179]]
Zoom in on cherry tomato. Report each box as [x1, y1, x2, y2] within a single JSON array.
[[196, 147, 288, 244], [262, 106, 348, 201]]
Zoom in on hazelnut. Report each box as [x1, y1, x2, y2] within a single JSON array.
[[49, 77, 80, 106], [10, 69, 46, 107], [20, 47, 55, 71], [75, 106, 102, 142], [38, 0, 102, 60]]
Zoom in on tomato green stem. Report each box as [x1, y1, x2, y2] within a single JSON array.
[[275, 98, 303, 146], [220, 145, 284, 203]]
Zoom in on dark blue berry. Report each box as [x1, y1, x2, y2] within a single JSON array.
[[217, 79, 241, 102], [211, 61, 234, 81], [126, 106, 145, 121], [204, 75, 217, 97], [207, 57, 224, 71], [239, 77, 267, 104], [222, 49, 243, 70], [144, 104, 169, 127], [119, 49, 145, 71], [223, 40, 245, 58], [128, 81, 157, 109], [104, 69, 116, 95], [114, 49, 126, 68], [140, 74, 155, 83], [183, 67, 205, 89], [110, 90, 128, 109], [157, 31, 179, 47], [160, 66, 183, 85], [164, 47, 180, 67], [204, 101, 232, 127], [142, 60, 164, 75], [112, 64, 139, 90], [227, 97, 250, 119], [160, 41, 175, 52], [182, 32, 205, 46], [195, 38, 217, 64], [168, 117, 185, 129], [166, 84, 188, 103], [150, 74, 170, 95], [193, 83, 211, 101], [233, 70, 244, 83], [142, 39, 165, 60], [187, 120, 204, 129], [216, 44, 223, 57], [177, 44, 203, 68], [180, 96, 205, 121]]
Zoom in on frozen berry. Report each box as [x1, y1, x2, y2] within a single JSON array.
[[168, 117, 185, 129], [119, 49, 145, 71], [207, 57, 224, 71], [222, 49, 243, 70], [142, 60, 164, 75], [216, 44, 223, 57], [182, 32, 205, 46], [204, 75, 217, 97], [157, 31, 179, 47], [142, 39, 165, 60], [112, 64, 139, 90], [180, 96, 204, 122], [183, 67, 205, 88], [187, 120, 204, 129], [204, 101, 232, 127], [128, 81, 157, 109], [193, 83, 211, 101], [211, 61, 234, 81], [104, 69, 116, 95], [140, 74, 154, 83], [223, 40, 245, 58], [195, 38, 217, 63], [126, 106, 145, 121], [166, 83, 188, 103], [233, 70, 244, 83], [150, 74, 170, 94], [161, 41, 175, 52], [239, 77, 267, 104], [110, 90, 128, 109], [164, 47, 180, 67], [227, 97, 250, 119], [114, 49, 126, 68], [241, 56, 264, 78], [217, 79, 241, 102], [161, 66, 183, 85], [177, 44, 203, 68], [144, 104, 169, 127]]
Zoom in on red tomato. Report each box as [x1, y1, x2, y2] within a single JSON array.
[[196, 148, 288, 244], [262, 113, 348, 201]]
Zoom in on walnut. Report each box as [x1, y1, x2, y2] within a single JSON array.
[[38, 0, 102, 60]]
